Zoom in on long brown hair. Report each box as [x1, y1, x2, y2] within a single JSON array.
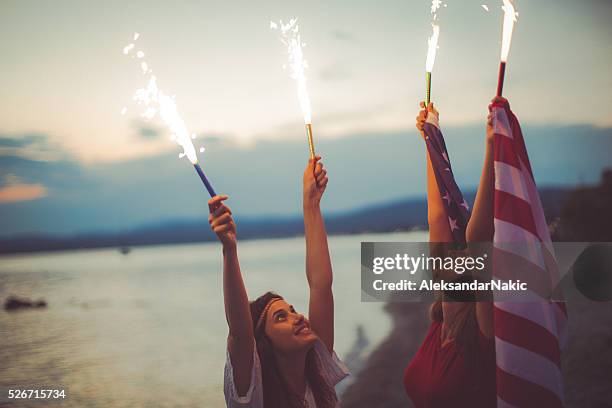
[[250, 292, 337, 408]]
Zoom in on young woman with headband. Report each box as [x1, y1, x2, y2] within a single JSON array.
[[209, 156, 349, 408]]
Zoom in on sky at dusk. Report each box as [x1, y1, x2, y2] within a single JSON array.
[[0, 0, 611, 236]]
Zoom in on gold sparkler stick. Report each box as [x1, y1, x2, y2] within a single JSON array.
[[425, 72, 432, 107], [425, 20, 439, 108], [272, 19, 316, 160], [305, 123, 315, 159]]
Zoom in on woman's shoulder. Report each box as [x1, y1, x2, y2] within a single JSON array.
[[312, 339, 350, 387], [223, 342, 263, 408]]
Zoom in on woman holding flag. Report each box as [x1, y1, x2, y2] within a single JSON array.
[[208, 156, 348, 408], [402, 98, 508, 407]]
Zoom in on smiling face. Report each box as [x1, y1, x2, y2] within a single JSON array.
[[263, 299, 318, 355]]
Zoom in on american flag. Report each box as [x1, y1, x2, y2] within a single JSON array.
[[491, 102, 568, 407], [423, 116, 471, 244]]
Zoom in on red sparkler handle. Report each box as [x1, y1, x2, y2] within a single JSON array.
[[496, 61, 506, 97]]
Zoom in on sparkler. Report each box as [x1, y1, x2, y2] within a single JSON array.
[[425, 1, 443, 106], [496, 0, 518, 96], [123, 34, 216, 197], [425, 23, 440, 106], [271, 19, 316, 159]]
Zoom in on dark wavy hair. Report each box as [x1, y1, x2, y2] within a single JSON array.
[[250, 291, 337, 408]]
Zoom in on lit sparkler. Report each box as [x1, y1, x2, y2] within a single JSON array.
[[496, 0, 518, 96], [425, 1, 443, 106], [271, 19, 316, 159], [425, 23, 440, 106], [123, 34, 216, 197]]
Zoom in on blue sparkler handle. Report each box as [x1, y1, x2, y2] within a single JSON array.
[[193, 163, 217, 197]]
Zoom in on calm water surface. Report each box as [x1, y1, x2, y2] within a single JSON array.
[[0, 231, 426, 407]]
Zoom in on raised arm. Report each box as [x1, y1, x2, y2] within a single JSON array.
[[208, 195, 253, 396], [303, 156, 334, 353], [416, 102, 453, 244], [465, 99, 499, 244], [465, 96, 510, 338]]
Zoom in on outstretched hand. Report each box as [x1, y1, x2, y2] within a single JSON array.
[[486, 96, 510, 143], [488, 96, 510, 111], [416, 102, 439, 138], [303, 155, 328, 209], [208, 195, 237, 248]]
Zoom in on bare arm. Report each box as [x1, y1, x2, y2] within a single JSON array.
[[465, 121, 495, 244], [303, 157, 334, 353], [465, 97, 510, 338], [209, 195, 254, 396]]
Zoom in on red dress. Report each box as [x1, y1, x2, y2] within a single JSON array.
[[403, 321, 496, 408]]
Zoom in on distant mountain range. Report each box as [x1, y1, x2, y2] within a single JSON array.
[[0, 188, 571, 255]]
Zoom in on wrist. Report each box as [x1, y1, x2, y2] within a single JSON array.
[[303, 201, 321, 213], [222, 241, 237, 254]]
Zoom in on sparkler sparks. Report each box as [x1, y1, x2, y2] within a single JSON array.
[[122, 43, 135, 55], [431, 0, 443, 14], [426, 0, 445, 72], [496, 0, 519, 96], [123, 34, 200, 164], [424, 0, 445, 106], [271, 18, 311, 125], [272, 18, 316, 158], [122, 33, 216, 196], [132, 75, 199, 164], [425, 23, 440, 73], [500, 0, 518, 62]]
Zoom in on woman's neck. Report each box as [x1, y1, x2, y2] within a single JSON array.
[[275, 349, 308, 398]]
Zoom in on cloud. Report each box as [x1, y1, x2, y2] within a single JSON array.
[[318, 63, 351, 82], [138, 125, 162, 140], [330, 29, 357, 43], [194, 132, 232, 144], [0, 132, 67, 161], [0, 174, 48, 203], [0, 124, 610, 237], [0, 134, 46, 148]]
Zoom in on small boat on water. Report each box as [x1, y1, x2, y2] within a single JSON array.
[[119, 246, 131, 255]]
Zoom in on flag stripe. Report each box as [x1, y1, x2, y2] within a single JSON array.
[[493, 221, 545, 270], [494, 305, 561, 366], [494, 218, 540, 245], [494, 134, 522, 170], [495, 161, 531, 203], [492, 248, 554, 298], [496, 367, 563, 408], [493, 108, 513, 139], [492, 105, 566, 408], [494, 190, 540, 239], [519, 158, 555, 255], [494, 297, 561, 339], [495, 337, 564, 400]]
